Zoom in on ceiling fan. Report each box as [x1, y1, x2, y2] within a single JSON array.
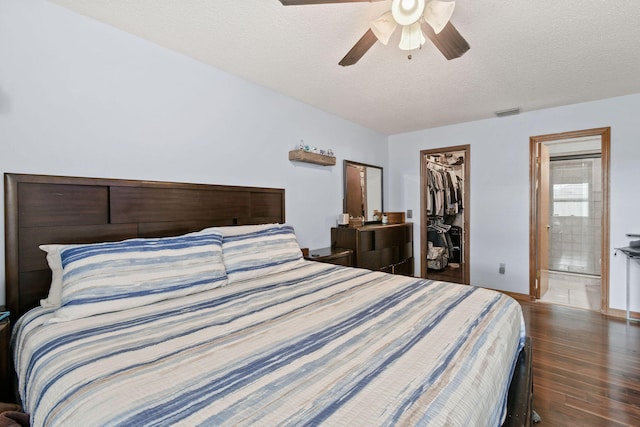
[[279, 0, 470, 66]]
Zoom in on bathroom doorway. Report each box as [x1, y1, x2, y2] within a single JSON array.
[[420, 145, 470, 285], [530, 128, 610, 312]]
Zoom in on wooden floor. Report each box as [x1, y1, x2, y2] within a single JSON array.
[[426, 264, 466, 283], [518, 300, 640, 426]]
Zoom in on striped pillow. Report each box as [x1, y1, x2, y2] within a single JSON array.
[[48, 232, 227, 322], [222, 224, 304, 284]]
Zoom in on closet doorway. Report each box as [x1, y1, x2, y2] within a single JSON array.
[[530, 128, 610, 313], [420, 145, 470, 285]]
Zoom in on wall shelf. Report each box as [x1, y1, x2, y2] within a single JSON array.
[[289, 149, 336, 166]]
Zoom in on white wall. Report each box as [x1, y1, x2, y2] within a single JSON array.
[[387, 94, 640, 313], [0, 0, 388, 306]]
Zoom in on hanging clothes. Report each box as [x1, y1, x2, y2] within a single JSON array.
[[426, 158, 465, 269], [428, 222, 455, 259], [425, 160, 462, 217]]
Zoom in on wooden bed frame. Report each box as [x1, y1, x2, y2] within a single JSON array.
[[4, 173, 286, 321], [3, 173, 532, 425]]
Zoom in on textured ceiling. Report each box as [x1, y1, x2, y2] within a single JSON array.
[[47, 0, 640, 135]]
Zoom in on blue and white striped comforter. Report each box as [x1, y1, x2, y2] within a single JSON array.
[[13, 262, 525, 427]]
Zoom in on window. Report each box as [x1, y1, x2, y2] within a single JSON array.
[[553, 183, 589, 217]]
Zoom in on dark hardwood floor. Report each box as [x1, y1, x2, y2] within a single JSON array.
[[518, 300, 640, 426], [427, 264, 466, 283]]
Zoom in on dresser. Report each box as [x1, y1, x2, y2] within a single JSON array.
[[331, 223, 414, 276]]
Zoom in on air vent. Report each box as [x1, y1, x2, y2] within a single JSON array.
[[494, 107, 521, 118]]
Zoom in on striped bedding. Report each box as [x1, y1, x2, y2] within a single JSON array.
[[12, 261, 525, 427]]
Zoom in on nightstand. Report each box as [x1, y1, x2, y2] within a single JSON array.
[[0, 312, 11, 402], [305, 247, 353, 267]]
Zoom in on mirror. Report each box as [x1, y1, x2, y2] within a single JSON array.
[[343, 160, 383, 222]]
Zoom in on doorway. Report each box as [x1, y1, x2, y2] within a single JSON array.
[[420, 145, 470, 285], [529, 128, 610, 313]]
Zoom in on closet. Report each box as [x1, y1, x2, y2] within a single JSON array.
[[421, 146, 470, 285]]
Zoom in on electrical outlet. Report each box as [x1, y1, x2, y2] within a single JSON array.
[[407, 209, 413, 218], [499, 263, 506, 275]]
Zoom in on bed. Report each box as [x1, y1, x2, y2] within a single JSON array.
[[4, 173, 533, 426]]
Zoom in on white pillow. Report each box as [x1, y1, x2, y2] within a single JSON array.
[[39, 244, 64, 308], [48, 231, 227, 322], [221, 224, 304, 284]]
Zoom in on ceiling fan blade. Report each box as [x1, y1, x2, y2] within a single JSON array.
[[279, 0, 384, 5], [339, 29, 378, 66], [420, 21, 470, 60]]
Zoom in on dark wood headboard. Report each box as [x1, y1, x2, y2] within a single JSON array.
[[4, 173, 285, 320]]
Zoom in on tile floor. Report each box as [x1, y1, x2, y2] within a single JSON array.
[[539, 271, 601, 311]]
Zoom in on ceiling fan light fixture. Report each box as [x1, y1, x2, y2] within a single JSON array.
[[392, 0, 425, 26], [371, 11, 398, 45], [424, 0, 455, 34], [399, 22, 425, 51]]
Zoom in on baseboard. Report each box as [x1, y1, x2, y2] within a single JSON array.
[[487, 287, 639, 320], [486, 288, 535, 303], [602, 306, 640, 321], [501, 291, 536, 303]]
